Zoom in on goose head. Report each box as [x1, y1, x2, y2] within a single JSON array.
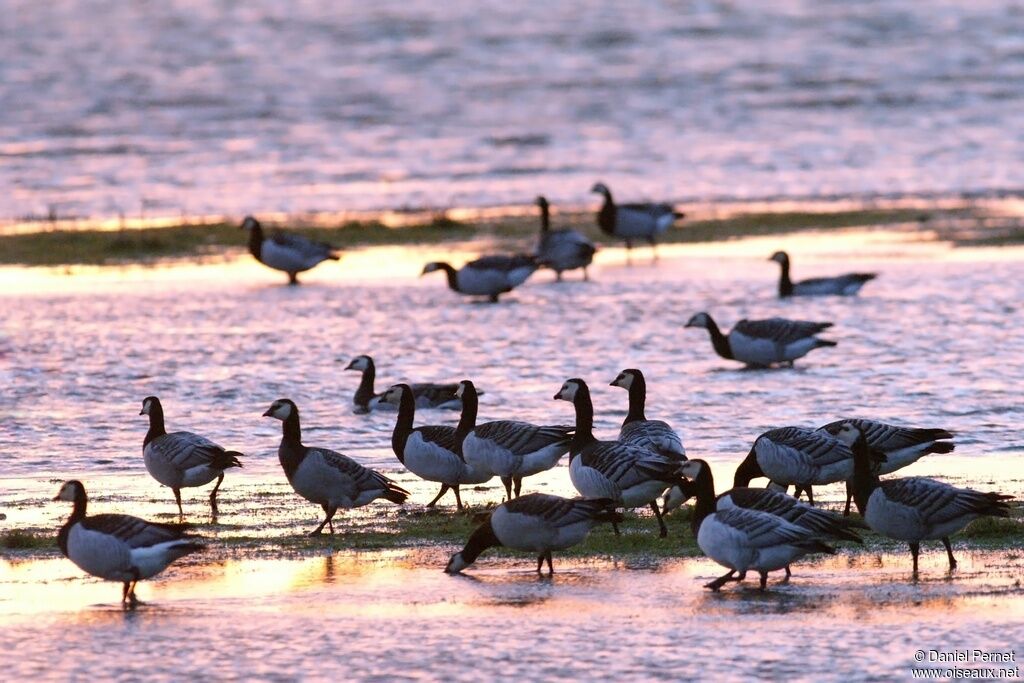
[[535, 195, 549, 210], [139, 395, 160, 416], [379, 384, 408, 406], [609, 368, 640, 389], [590, 182, 609, 195], [679, 460, 706, 480], [684, 312, 713, 330], [768, 251, 790, 266], [262, 398, 296, 421], [455, 380, 477, 399], [421, 262, 446, 276], [553, 378, 586, 402], [823, 422, 887, 467], [240, 216, 261, 231], [445, 552, 470, 574], [54, 480, 85, 502], [344, 355, 372, 372]]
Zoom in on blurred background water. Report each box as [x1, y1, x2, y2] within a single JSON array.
[[3, 0, 1024, 223]]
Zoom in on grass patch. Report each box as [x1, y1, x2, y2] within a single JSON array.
[[1, 529, 53, 550], [960, 515, 1024, 539]]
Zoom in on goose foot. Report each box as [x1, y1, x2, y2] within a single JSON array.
[[779, 566, 791, 584], [705, 570, 739, 592], [942, 537, 958, 570], [759, 571, 769, 591]]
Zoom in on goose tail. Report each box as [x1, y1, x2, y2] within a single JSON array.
[[814, 339, 838, 349], [213, 450, 244, 470], [383, 482, 411, 505]]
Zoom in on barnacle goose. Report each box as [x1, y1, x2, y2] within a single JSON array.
[[139, 396, 243, 516], [680, 459, 862, 580], [380, 383, 492, 510], [829, 422, 1012, 573], [591, 182, 683, 261], [680, 463, 836, 591], [343, 354, 462, 414], [609, 369, 691, 514], [263, 399, 409, 534], [241, 216, 340, 285], [534, 196, 596, 281], [55, 480, 204, 607], [733, 426, 884, 505], [456, 380, 573, 500], [685, 312, 837, 368], [819, 418, 955, 515], [421, 254, 538, 303], [554, 378, 689, 538], [445, 493, 621, 574], [769, 251, 876, 298]]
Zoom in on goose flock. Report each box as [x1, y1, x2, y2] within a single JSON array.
[[46, 186, 1017, 608]]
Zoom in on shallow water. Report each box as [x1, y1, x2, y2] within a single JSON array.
[[4, 0, 1024, 222], [2, 233, 1024, 679]]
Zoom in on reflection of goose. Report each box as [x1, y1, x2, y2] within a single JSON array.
[[421, 255, 538, 303], [140, 396, 243, 516], [555, 378, 688, 537], [819, 419, 955, 515], [769, 251, 876, 297], [457, 380, 573, 500], [681, 460, 836, 591], [831, 422, 1011, 573], [55, 480, 204, 608], [591, 182, 683, 260], [343, 354, 462, 414], [681, 459, 862, 581], [534, 196, 596, 281], [734, 426, 884, 505], [263, 399, 408, 535], [380, 383, 492, 510], [241, 216, 340, 285], [445, 493, 620, 574], [609, 369, 690, 513], [685, 312, 836, 368]]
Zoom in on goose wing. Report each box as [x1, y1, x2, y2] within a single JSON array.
[[269, 230, 338, 259], [714, 507, 820, 549], [620, 420, 685, 460], [467, 254, 536, 272], [472, 421, 573, 455], [504, 493, 616, 527], [312, 447, 404, 494], [612, 203, 677, 237], [581, 441, 680, 487], [409, 383, 459, 406], [754, 427, 852, 483], [820, 419, 953, 453], [413, 425, 460, 456], [149, 432, 237, 470], [81, 514, 191, 548], [733, 318, 832, 344], [879, 477, 1011, 526], [719, 488, 864, 540]]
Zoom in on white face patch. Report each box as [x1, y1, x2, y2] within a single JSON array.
[[270, 402, 292, 420], [445, 553, 468, 574], [680, 461, 702, 479], [557, 381, 578, 400], [56, 483, 75, 501], [455, 383, 466, 398], [141, 398, 152, 415], [349, 356, 369, 371]]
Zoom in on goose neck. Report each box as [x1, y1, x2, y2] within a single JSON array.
[[850, 435, 879, 515], [777, 260, 793, 297], [624, 378, 647, 424], [391, 389, 416, 462], [455, 387, 479, 450], [354, 363, 376, 409], [703, 317, 733, 360], [539, 203, 550, 233], [247, 222, 263, 259], [282, 410, 302, 446], [570, 387, 596, 450], [691, 466, 717, 537], [732, 446, 763, 488], [143, 403, 167, 447], [459, 519, 500, 566]]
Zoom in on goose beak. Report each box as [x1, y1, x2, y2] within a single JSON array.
[[343, 360, 357, 371], [261, 408, 273, 417], [553, 391, 563, 401], [138, 409, 145, 415]]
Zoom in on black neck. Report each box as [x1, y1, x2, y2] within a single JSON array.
[[459, 519, 500, 565], [596, 190, 616, 235], [58, 486, 88, 556], [732, 447, 763, 487], [354, 363, 377, 409], [777, 260, 793, 297], [849, 433, 879, 515], [569, 385, 596, 452], [623, 377, 647, 425], [391, 388, 416, 463], [144, 403, 167, 447], [455, 386, 479, 454], [539, 203, 550, 233], [435, 263, 459, 292], [703, 317, 734, 360], [278, 408, 304, 479], [247, 221, 264, 259], [690, 463, 717, 538]]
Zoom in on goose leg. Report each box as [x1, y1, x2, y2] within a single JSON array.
[[556, 271, 563, 282], [805, 486, 815, 506], [759, 571, 769, 591], [705, 569, 738, 591], [488, 293, 500, 304], [453, 485, 464, 511], [311, 506, 337, 536], [611, 519, 621, 536], [427, 484, 450, 508], [501, 476, 513, 501], [288, 272, 298, 285], [625, 240, 633, 265], [650, 500, 668, 538], [792, 486, 803, 500], [545, 550, 554, 575], [582, 267, 589, 282], [910, 542, 920, 574], [209, 473, 224, 516], [173, 488, 183, 516], [844, 482, 853, 517], [942, 537, 957, 570], [780, 566, 792, 583], [536, 554, 545, 574], [513, 477, 523, 498], [122, 581, 131, 605], [649, 236, 658, 262]]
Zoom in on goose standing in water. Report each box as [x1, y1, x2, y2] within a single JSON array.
[[829, 422, 1011, 573], [343, 354, 463, 414], [819, 419, 955, 515], [241, 216, 340, 285], [609, 369, 690, 513], [457, 380, 573, 500], [685, 312, 837, 368], [591, 181, 683, 261], [422, 255, 538, 303], [263, 399, 409, 534], [379, 383, 492, 510], [55, 480, 204, 608], [445, 493, 621, 574], [139, 396, 243, 516], [680, 459, 862, 581], [534, 196, 596, 281], [769, 251, 876, 297], [554, 378, 688, 537], [733, 426, 884, 505], [679, 462, 837, 591]]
